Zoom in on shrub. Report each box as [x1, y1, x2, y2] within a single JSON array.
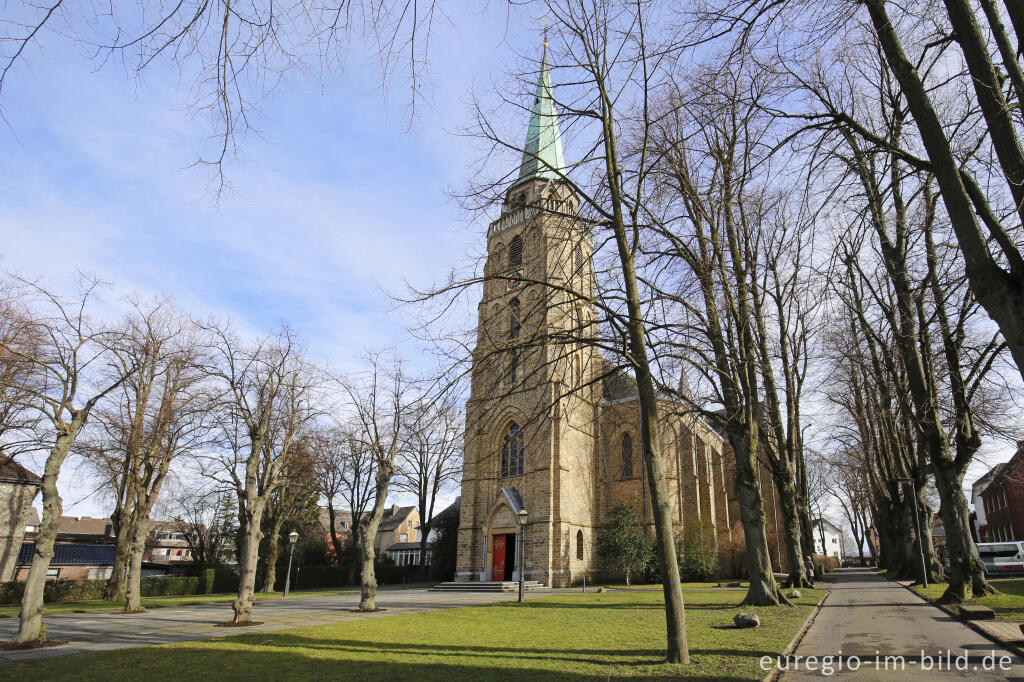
[[677, 520, 720, 581], [597, 504, 654, 586], [813, 554, 839, 572]]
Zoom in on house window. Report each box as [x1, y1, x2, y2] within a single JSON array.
[[502, 422, 525, 477], [576, 530, 584, 560], [509, 235, 523, 269], [621, 433, 634, 479], [46, 567, 60, 580]]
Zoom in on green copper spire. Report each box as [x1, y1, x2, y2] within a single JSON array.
[[516, 48, 565, 182]]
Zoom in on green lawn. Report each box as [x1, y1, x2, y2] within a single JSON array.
[[911, 578, 1024, 622], [0, 583, 437, 618], [5, 588, 823, 681]]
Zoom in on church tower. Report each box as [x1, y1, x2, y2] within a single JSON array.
[[454, 49, 602, 587]]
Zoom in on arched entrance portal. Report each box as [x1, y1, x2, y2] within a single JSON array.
[[481, 487, 525, 581]]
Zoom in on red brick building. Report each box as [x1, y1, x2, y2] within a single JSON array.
[[979, 442, 1024, 542]]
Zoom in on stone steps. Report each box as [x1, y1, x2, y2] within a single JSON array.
[[430, 581, 549, 592]]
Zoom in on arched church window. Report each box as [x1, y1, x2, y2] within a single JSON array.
[[502, 422, 524, 477], [576, 530, 584, 560], [621, 433, 633, 479], [509, 299, 521, 339], [509, 235, 523, 269], [574, 243, 584, 276]]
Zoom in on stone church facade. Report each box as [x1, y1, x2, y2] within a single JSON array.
[[454, 52, 783, 587]]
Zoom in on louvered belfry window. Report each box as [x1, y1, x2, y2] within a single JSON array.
[[509, 235, 523, 269]]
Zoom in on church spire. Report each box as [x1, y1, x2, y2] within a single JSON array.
[[516, 45, 566, 183]]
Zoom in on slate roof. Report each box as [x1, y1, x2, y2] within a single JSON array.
[[379, 505, 416, 531], [0, 457, 41, 486], [57, 516, 114, 537], [17, 542, 116, 566], [387, 542, 426, 551]]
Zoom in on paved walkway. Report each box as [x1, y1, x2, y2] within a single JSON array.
[[781, 568, 1024, 680], [0, 588, 536, 663]]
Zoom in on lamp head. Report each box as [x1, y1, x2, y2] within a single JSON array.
[[517, 509, 528, 526], [288, 530, 299, 544]]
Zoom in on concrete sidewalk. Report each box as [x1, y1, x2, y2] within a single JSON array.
[[780, 568, 1024, 680], [0, 588, 534, 663]]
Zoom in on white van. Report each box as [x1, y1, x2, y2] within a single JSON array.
[[978, 541, 1024, 575]]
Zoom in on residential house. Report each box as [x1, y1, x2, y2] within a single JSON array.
[[15, 513, 117, 581], [973, 462, 1007, 541], [980, 443, 1024, 542], [376, 505, 420, 556], [14, 543, 115, 581], [385, 542, 430, 568], [0, 458, 41, 582], [143, 521, 194, 566], [812, 518, 845, 562]]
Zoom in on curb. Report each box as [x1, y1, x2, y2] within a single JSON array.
[[889, 578, 1024, 660], [763, 590, 830, 682]]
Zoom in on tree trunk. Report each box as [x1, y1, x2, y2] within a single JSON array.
[[104, 505, 133, 602], [326, 501, 345, 565], [15, 428, 79, 643], [232, 503, 266, 624], [731, 430, 789, 606], [932, 464, 994, 602], [123, 519, 149, 613], [358, 462, 394, 611], [261, 520, 285, 593], [773, 468, 810, 588], [418, 521, 430, 580]]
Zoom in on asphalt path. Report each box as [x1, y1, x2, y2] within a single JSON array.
[[780, 568, 1024, 680], [0, 588, 534, 663]]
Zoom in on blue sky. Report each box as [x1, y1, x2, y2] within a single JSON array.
[[2, 5, 541, 516], [2, 5, 1018, 527]]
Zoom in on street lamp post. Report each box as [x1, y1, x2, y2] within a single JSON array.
[[284, 530, 299, 597], [517, 508, 528, 604], [898, 478, 928, 589]]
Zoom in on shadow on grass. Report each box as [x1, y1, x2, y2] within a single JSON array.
[[6, 647, 759, 681]]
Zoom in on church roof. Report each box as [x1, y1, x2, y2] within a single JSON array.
[[515, 48, 566, 184]]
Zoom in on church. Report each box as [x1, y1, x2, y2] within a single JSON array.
[[453, 51, 783, 587]]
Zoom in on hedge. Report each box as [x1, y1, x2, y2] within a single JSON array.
[[0, 563, 426, 605], [0, 568, 241, 605]]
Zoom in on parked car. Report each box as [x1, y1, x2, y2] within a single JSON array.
[[978, 542, 1024, 576]]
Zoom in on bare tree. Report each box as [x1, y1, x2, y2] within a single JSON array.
[[394, 396, 463, 576], [174, 489, 233, 575], [309, 424, 352, 567], [205, 324, 321, 624], [0, 280, 42, 457], [339, 352, 409, 611], [260, 437, 319, 593], [648, 60, 794, 605], [81, 300, 209, 609], [0, 276, 134, 644]]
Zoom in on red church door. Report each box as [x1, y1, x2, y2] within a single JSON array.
[[491, 534, 516, 581], [491, 535, 506, 581]]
